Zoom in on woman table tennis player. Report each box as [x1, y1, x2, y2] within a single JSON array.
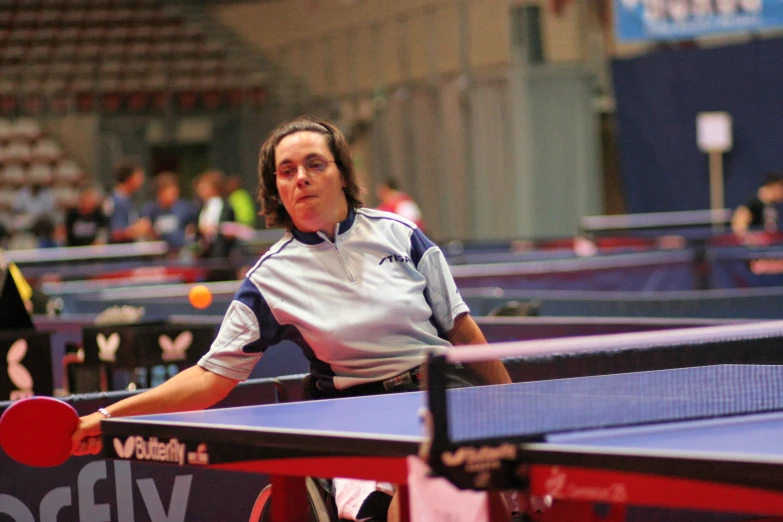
[[71, 116, 511, 522]]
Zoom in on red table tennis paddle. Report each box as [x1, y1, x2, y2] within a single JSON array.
[[0, 397, 79, 467]]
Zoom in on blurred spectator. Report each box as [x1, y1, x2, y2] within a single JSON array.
[[141, 172, 198, 255], [224, 174, 258, 228], [194, 170, 236, 259], [64, 186, 108, 247], [103, 159, 153, 243], [12, 182, 57, 248], [731, 173, 783, 235], [13, 182, 55, 229], [31, 216, 57, 249], [376, 177, 425, 230]]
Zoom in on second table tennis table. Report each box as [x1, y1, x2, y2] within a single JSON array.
[[100, 364, 783, 521]]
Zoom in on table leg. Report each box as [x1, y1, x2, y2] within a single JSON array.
[[270, 475, 309, 522]]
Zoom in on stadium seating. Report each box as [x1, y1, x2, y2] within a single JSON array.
[[0, 0, 268, 116]]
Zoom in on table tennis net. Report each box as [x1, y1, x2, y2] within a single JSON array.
[[428, 360, 783, 446]]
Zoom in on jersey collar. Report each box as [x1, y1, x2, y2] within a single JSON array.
[[291, 208, 356, 245]]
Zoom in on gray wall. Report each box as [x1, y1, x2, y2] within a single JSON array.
[[47, 114, 100, 179], [365, 64, 601, 241], [91, 108, 284, 201]]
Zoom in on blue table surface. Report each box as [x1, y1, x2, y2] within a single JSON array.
[[121, 391, 429, 440], [112, 365, 783, 461], [548, 411, 783, 460]]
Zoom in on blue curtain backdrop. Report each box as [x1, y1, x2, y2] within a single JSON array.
[[612, 38, 783, 213]]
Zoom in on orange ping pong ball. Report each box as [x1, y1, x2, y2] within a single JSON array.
[[189, 285, 213, 309]]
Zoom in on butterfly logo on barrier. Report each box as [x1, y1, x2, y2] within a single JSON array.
[[159, 331, 193, 362], [7, 339, 33, 401], [113, 437, 135, 459], [97, 333, 121, 362]]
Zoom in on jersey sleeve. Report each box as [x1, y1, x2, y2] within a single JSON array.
[[140, 201, 154, 220], [409, 228, 469, 334], [106, 197, 130, 232], [197, 278, 282, 381]]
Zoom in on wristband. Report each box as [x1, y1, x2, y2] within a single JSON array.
[[97, 408, 111, 418]]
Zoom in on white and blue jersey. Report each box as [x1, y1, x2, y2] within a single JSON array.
[[198, 208, 468, 392]]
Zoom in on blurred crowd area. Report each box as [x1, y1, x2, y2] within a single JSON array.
[[0, 0, 606, 244], [0, 116, 84, 250], [3, 0, 775, 245], [0, 115, 258, 258]]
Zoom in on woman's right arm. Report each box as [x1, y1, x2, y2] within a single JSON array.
[[71, 365, 238, 455]]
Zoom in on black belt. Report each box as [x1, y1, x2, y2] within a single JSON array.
[[316, 365, 424, 399], [380, 365, 424, 391]]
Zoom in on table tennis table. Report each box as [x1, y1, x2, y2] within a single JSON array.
[[101, 364, 783, 521]]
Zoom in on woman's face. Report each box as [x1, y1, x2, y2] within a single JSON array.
[[274, 131, 348, 235]]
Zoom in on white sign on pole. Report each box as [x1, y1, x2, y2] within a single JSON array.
[[696, 112, 732, 153]]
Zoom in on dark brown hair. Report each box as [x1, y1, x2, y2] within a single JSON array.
[[154, 171, 179, 192], [763, 173, 783, 187], [258, 116, 362, 229], [114, 159, 141, 185], [193, 170, 225, 201]]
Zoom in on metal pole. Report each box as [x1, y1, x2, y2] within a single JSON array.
[[709, 150, 725, 232]]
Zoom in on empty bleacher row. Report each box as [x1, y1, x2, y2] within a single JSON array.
[[0, 0, 268, 115]]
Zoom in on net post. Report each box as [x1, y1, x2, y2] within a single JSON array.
[[427, 352, 450, 454]]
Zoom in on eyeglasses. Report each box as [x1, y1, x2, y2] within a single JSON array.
[[274, 157, 335, 181]]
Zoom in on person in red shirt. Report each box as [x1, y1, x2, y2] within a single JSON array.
[[376, 177, 425, 230]]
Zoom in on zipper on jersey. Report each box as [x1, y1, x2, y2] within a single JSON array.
[[317, 229, 358, 283]]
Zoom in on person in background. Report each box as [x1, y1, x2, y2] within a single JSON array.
[[13, 182, 55, 228], [194, 170, 237, 259], [64, 186, 108, 247], [30, 216, 57, 248], [103, 159, 153, 243], [224, 174, 258, 229], [13, 181, 57, 248], [376, 177, 425, 230], [732, 173, 783, 235], [141, 172, 198, 256]]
